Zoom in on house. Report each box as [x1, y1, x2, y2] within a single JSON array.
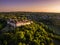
[[7, 19, 33, 27]]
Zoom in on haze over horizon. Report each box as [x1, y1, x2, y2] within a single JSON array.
[[0, 0, 60, 13]]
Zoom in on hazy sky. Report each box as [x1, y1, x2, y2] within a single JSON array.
[[0, 0, 60, 12]]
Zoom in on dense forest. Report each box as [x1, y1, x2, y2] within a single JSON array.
[[0, 12, 60, 45]]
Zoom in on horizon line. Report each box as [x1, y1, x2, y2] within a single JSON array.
[[0, 11, 60, 13]]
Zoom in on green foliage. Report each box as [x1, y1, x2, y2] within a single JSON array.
[[0, 22, 53, 45], [0, 13, 60, 45], [0, 24, 3, 30], [0, 19, 6, 30]]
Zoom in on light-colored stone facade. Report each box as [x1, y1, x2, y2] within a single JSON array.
[[7, 19, 33, 27]]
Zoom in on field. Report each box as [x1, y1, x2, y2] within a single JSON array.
[[0, 12, 60, 45]]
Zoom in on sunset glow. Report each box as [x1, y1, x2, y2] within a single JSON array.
[[0, 0, 60, 12]]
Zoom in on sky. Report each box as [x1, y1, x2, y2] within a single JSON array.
[[0, 0, 60, 12]]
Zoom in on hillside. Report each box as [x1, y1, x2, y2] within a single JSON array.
[[0, 12, 60, 45]]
